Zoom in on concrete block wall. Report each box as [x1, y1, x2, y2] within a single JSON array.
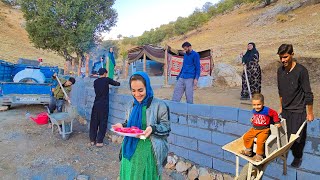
[[71, 78, 320, 179]]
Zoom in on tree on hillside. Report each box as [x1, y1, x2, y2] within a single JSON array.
[[202, 2, 214, 12], [174, 17, 190, 35], [20, 0, 117, 63], [117, 34, 122, 40]]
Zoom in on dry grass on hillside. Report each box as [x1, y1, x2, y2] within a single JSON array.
[[0, 2, 65, 66], [165, 2, 320, 82]]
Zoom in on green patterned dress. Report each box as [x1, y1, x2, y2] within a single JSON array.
[[120, 106, 161, 180]]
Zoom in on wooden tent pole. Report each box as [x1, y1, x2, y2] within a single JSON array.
[[72, 58, 75, 75], [164, 48, 168, 86], [85, 54, 89, 77], [64, 61, 68, 75], [125, 60, 129, 79], [77, 57, 81, 77], [143, 53, 146, 72], [210, 48, 214, 75]]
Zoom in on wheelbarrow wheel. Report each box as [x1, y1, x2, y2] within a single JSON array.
[[62, 134, 70, 140], [238, 163, 258, 180]]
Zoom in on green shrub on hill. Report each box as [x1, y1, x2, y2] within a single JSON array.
[[124, 0, 264, 47]]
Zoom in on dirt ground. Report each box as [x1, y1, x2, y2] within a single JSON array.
[[118, 83, 320, 117], [0, 105, 172, 180]]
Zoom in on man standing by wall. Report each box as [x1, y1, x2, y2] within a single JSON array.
[[277, 44, 314, 168], [172, 42, 200, 104]]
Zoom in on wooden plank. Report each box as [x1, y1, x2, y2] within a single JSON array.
[[85, 54, 89, 77], [143, 53, 146, 72], [164, 48, 168, 86]]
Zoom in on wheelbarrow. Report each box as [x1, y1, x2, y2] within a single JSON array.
[[45, 105, 76, 140], [45, 74, 76, 140], [222, 119, 307, 180]]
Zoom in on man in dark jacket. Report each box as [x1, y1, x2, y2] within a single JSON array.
[[277, 44, 314, 168], [90, 68, 120, 147], [172, 42, 200, 104]]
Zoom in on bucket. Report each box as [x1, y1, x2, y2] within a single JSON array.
[[30, 112, 49, 125]]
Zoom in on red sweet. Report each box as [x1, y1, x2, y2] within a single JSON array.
[[113, 126, 143, 134]]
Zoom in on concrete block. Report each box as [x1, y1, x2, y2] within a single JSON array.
[[188, 150, 213, 168], [300, 153, 320, 172], [212, 131, 238, 146], [171, 123, 189, 137], [169, 144, 189, 159], [178, 115, 188, 125], [120, 94, 132, 103], [208, 119, 224, 133], [110, 103, 125, 112], [304, 137, 320, 155], [108, 116, 122, 124], [223, 151, 247, 167], [224, 122, 250, 137], [174, 135, 197, 151], [212, 157, 235, 175], [297, 170, 320, 179], [170, 113, 179, 123], [198, 141, 223, 158], [263, 175, 276, 180], [210, 106, 239, 122], [307, 119, 320, 138], [164, 100, 188, 115], [188, 127, 211, 142], [168, 134, 175, 144], [188, 116, 210, 129], [187, 104, 212, 118], [264, 162, 297, 180], [109, 109, 126, 120], [238, 109, 253, 125]]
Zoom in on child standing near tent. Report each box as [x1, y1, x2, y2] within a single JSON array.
[[240, 93, 281, 162]]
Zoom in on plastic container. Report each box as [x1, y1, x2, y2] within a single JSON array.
[[30, 112, 49, 125]]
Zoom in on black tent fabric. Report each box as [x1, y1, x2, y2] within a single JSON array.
[[127, 44, 211, 64]]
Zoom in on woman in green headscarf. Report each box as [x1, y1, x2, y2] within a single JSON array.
[[108, 47, 116, 79]]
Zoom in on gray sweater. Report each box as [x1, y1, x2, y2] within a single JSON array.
[[124, 98, 171, 175]]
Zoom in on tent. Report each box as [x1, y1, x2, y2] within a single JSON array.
[[124, 45, 213, 85]]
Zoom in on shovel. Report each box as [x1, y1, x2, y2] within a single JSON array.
[[241, 64, 252, 105], [55, 74, 71, 104]]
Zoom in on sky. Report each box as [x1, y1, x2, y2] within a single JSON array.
[[103, 0, 220, 40]]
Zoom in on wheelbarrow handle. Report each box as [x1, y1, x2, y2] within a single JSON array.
[[296, 120, 307, 136]]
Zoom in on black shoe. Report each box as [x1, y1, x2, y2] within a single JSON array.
[[291, 158, 302, 168], [240, 96, 250, 100]]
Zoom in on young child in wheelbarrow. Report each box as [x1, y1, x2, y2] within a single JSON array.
[[240, 93, 281, 162]]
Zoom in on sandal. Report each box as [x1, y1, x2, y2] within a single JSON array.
[[240, 149, 252, 157], [87, 141, 95, 147], [253, 155, 263, 162], [96, 143, 104, 148]]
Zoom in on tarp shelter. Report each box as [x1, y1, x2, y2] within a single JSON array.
[[124, 45, 213, 85]]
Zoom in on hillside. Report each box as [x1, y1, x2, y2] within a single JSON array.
[[0, 2, 65, 66], [164, 1, 320, 85]]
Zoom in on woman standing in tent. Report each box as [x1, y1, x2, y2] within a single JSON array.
[[240, 42, 261, 100], [112, 72, 170, 180], [108, 47, 116, 79]]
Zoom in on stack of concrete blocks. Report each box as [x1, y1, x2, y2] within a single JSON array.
[[71, 78, 320, 179]]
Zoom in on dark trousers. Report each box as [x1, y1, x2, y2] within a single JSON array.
[[90, 106, 109, 143], [49, 96, 65, 113], [282, 109, 307, 159]]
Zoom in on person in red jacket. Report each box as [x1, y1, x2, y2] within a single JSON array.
[[240, 93, 281, 162]]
